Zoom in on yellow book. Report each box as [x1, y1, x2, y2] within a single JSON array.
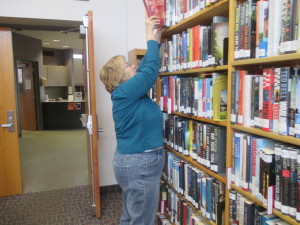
[[212, 73, 228, 121]]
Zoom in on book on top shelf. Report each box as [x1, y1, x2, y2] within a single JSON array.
[[143, 0, 166, 28]]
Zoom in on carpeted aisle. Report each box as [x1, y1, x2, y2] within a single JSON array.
[[0, 185, 122, 225]]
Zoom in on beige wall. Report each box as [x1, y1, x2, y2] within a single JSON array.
[[0, 0, 147, 186]]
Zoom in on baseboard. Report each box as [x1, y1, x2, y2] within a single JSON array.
[[100, 184, 122, 194]]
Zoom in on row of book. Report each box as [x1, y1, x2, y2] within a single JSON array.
[[231, 67, 300, 138], [163, 151, 226, 223], [230, 190, 291, 225], [165, 0, 221, 27], [163, 113, 226, 174], [159, 16, 229, 72], [160, 73, 228, 121], [234, 0, 300, 60], [157, 184, 207, 225], [231, 131, 300, 221]]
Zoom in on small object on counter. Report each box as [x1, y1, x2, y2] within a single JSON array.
[[68, 94, 74, 101]]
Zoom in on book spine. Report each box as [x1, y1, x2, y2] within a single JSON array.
[[296, 149, 300, 222], [229, 190, 237, 224], [278, 67, 290, 135], [234, 3, 241, 60], [262, 68, 274, 132], [243, 74, 253, 127], [281, 147, 291, 214], [231, 71, 237, 124], [237, 70, 245, 125], [274, 144, 283, 210], [288, 67, 298, 136], [289, 148, 297, 217], [250, 0, 257, 59], [239, 2, 246, 60], [280, 0, 293, 54], [273, 67, 281, 133], [258, 1, 269, 58]]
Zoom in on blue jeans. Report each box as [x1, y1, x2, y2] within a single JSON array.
[[113, 148, 165, 225]]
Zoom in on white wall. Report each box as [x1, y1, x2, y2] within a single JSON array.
[[0, 0, 147, 186]]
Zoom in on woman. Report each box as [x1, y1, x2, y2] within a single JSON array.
[[99, 15, 165, 225]]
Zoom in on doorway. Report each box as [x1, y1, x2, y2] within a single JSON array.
[[1, 13, 100, 217], [12, 26, 88, 193]]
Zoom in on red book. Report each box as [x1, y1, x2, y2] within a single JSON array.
[[169, 76, 174, 113], [143, 0, 166, 28], [262, 68, 275, 132], [193, 25, 200, 69], [237, 70, 246, 126]]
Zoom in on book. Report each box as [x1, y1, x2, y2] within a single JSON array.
[[297, 149, 300, 222], [274, 144, 283, 210], [281, 147, 291, 215], [262, 68, 275, 132], [256, 0, 269, 58], [280, 0, 296, 54], [273, 68, 281, 133], [143, 0, 166, 28], [210, 17, 229, 66], [278, 67, 290, 135], [289, 148, 298, 217], [212, 73, 228, 121]]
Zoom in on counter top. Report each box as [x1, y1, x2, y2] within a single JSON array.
[[42, 100, 85, 103]]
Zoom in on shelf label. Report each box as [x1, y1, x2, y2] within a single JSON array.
[[227, 168, 232, 190], [267, 186, 274, 215]]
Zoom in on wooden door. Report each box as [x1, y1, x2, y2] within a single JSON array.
[[83, 11, 101, 218], [17, 61, 38, 130], [0, 27, 23, 197]]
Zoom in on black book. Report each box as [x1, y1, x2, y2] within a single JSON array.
[[289, 148, 298, 218], [244, 199, 255, 225], [281, 147, 291, 215], [229, 190, 237, 224], [213, 126, 226, 174], [274, 143, 283, 210]]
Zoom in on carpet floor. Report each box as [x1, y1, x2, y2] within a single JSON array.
[[0, 185, 122, 225]]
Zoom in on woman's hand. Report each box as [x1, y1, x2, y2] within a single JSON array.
[[145, 14, 160, 41], [154, 28, 165, 43]]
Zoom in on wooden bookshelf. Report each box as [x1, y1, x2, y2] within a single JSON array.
[[128, 48, 146, 67], [158, 0, 300, 224], [159, 1, 232, 224], [172, 112, 227, 127], [227, 0, 300, 224], [159, 65, 228, 76], [163, 0, 230, 37], [231, 125, 300, 146], [232, 52, 300, 67]]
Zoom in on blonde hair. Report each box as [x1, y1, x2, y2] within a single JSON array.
[[99, 55, 128, 93]]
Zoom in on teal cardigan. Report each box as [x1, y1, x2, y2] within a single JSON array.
[[111, 40, 163, 154]]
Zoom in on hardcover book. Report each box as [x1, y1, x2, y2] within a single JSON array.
[[143, 0, 166, 28]]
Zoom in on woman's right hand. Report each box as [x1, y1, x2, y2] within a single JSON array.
[[145, 14, 160, 41]]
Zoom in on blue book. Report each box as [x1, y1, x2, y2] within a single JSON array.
[[234, 132, 241, 186], [181, 31, 187, 70], [206, 176, 215, 221]]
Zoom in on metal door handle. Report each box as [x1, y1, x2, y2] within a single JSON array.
[[1, 123, 13, 128], [1, 111, 14, 132]]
